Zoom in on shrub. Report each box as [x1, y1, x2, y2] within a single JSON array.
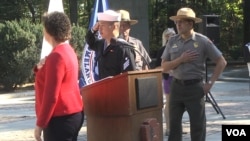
[[0, 20, 86, 91], [70, 24, 86, 58], [229, 45, 243, 60], [0, 20, 39, 91]]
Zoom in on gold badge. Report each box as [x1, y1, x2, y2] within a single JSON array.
[[194, 42, 199, 48], [134, 45, 138, 49], [172, 44, 178, 48]]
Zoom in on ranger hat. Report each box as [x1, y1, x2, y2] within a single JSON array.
[[117, 9, 138, 25], [170, 7, 202, 23]]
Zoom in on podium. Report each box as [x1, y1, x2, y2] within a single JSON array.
[[81, 69, 163, 141]]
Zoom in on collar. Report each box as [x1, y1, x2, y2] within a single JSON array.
[[177, 32, 197, 42]]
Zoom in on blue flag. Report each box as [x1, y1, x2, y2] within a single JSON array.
[[79, 0, 109, 88]]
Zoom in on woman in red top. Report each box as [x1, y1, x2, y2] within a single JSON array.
[[34, 12, 84, 141]]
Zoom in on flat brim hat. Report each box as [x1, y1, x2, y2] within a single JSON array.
[[117, 9, 138, 25], [97, 10, 121, 22], [170, 7, 202, 23]]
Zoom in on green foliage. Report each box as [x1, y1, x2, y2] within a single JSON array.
[[228, 45, 243, 60], [219, 0, 243, 54], [0, 18, 86, 91], [0, 0, 27, 21], [78, 0, 94, 28], [0, 20, 42, 91], [149, 0, 244, 60], [70, 24, 86, 59]]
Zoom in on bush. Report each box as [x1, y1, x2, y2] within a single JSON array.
[[70, 24, 86, 58], [0, 20, 86, 91], [228, 45, 243, 60], [0, 20, 40, 91]]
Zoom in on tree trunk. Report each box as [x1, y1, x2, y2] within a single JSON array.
[[43, 0, 50, 12], [69, 0, 78, 25], [243, 0, 250, 62], [24, 0, 35, 23], [244, 0, 250, 44], [166, 0, 180, 29]]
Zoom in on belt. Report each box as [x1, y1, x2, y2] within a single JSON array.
[[173, 78, 202, 85]]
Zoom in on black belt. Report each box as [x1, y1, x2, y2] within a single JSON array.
[[173, 78, 202, 85]]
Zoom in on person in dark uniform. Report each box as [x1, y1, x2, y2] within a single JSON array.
[[85, 10, 136, 80], [161, 7, 227, 141]]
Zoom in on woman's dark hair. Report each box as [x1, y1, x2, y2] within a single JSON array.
[[42, 11, 71, 42]]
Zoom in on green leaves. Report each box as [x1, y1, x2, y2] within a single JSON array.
[[0, 19, 86, 91], [0, 19, 39, 91]]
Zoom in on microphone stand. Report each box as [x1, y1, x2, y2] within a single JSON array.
[[125, 45, 151, 69], [113, 37, 151, 69], [205, 60, 226, 119]]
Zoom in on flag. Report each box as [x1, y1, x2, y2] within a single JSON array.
[[40, 0, 65, 60], [79, 0, 109, 87]]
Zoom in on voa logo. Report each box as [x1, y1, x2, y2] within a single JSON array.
[[226, 129, 246, 136], [222, 125, 250, 140]]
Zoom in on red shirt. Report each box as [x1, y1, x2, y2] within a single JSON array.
[[34, 43, 83, 128]]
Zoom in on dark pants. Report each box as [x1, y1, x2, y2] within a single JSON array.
[[43, 111, 84, 141], [168, 80, 206, 141]]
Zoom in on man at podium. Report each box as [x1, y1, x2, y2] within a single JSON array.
[[85, 10, 136, 80]]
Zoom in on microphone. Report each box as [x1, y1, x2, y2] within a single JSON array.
[[110, 37, 151, 69], [110, 37, 133, 47]]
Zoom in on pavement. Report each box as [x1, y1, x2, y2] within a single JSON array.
[[0, 64, 250, 141]]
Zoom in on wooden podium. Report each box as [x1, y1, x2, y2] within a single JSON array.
[[81, 69, 163, 141]]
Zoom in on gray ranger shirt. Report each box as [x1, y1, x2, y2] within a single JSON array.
[[161, 32, 222, 80]]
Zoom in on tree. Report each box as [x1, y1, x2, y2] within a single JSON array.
[[243, 0, 250, 62], [0, 20, 38, 91], [243, 0, 250, 44], [68, 0, 78, 24], [0, 0, 27, 22]]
